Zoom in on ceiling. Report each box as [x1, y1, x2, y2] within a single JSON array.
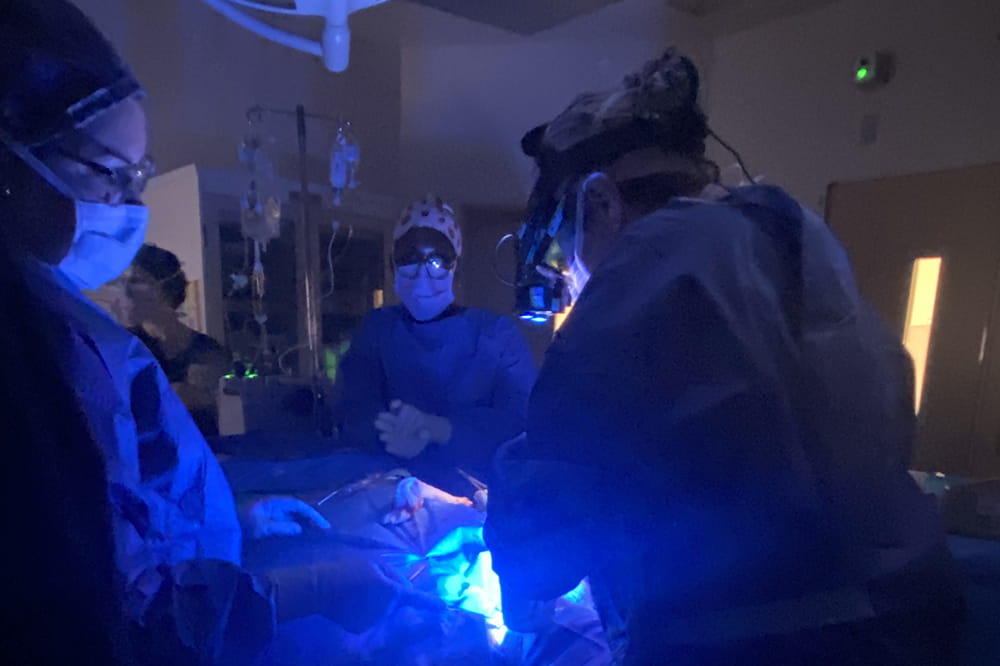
[[667, 0, 844, 32], [404, 0, 626, 35], [241, 0, 846, 49], [667, 0, 734, 17], [395, 0, 845, 38]]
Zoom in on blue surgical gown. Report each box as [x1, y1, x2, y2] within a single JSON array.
[[485, 186, 958, 656], [336, 305, 537, 488], [24, 260, 242, 583]]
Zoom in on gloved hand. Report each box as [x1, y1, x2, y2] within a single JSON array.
[[270, 555, 446, 633], [375, 400, 452, 459], [242, 495, 331, 539]]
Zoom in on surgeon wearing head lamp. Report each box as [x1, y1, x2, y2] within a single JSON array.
[[335, 195, 537, 494], [485, 49, 963, 664]]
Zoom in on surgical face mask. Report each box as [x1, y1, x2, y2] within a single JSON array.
[[59, 201, 149, 290], [563, 173, 602, 303], [395, 266, 455, 321], [564, 254, 591, 303]]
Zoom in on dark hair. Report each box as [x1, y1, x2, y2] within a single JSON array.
[[0, 0, 140, 146], [133, 243, 188, 310]]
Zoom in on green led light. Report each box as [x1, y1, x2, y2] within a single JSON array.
[[856, 66, 870, 81]]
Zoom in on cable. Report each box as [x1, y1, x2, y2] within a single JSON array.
[[493, 233, 518, 287], [334, 224, 354, 277], [321, 223, 340, 299], [277, 344, 309, 376], [708, 128, 754, 184], [322, 222, 354, 299]]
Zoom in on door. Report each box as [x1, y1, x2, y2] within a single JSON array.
[[826, 163, 1000, 476]]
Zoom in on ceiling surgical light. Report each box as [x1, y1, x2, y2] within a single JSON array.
[[200, 0, 393, 73]]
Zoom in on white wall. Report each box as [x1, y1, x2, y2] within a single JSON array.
[[73, 0, 711, 212], [142, 165, 208, 331], [707, 0, 1000, 211], [399, 0, 712, 206], [71, 0, 1000, 219]]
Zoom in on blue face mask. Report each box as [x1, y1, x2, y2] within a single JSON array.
[[59, 200, 149, 290], [394, 268, 455, 321]]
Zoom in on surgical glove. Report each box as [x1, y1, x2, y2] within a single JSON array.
[[270, 556, 445, 633], [242, 496, 331, 539], [375, 401, 452, 459], [381, 432, 430, 460]]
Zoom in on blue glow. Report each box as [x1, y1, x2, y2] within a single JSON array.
[[547, 198, 566, 236], [530, 286, 546, 308], [519, 311, 553, 324], [562, 578, 590, 605], [386, 525, 508, 645], [452, 549, 506, 645]]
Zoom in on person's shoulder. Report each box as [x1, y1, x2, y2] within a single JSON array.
[[353, 305, 406, 340], [632, 189, 750, 234], [465, 309, 533, 350], [363, 305, 406, 325], [627, 185, 801, 255], [461, 307, 518, 330]]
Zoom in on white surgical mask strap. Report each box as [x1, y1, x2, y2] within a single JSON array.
[[573, 172, 604, 273], [0, 138, 80, 202]]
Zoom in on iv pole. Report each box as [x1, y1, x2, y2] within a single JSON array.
[[295, 104, 322, 380], [246, 103, 352, 431]]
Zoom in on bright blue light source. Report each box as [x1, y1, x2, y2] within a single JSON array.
[[562, 578, 590, 605], [396, 526, 508, 645], [456, 549, 506, 645], [388, 525, 596, 651], [519, 313, 553, 324]]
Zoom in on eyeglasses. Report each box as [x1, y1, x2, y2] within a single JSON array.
[[55, 144, 156, 203], [395, 252, 456, 280]]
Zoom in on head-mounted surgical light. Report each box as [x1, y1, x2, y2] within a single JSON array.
[[511, 197, 569, 324]]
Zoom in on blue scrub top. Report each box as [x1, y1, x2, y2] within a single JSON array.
[[24, 260, 242, 583], [336, 305, 537, 487], [486, 186, 954, 642]]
